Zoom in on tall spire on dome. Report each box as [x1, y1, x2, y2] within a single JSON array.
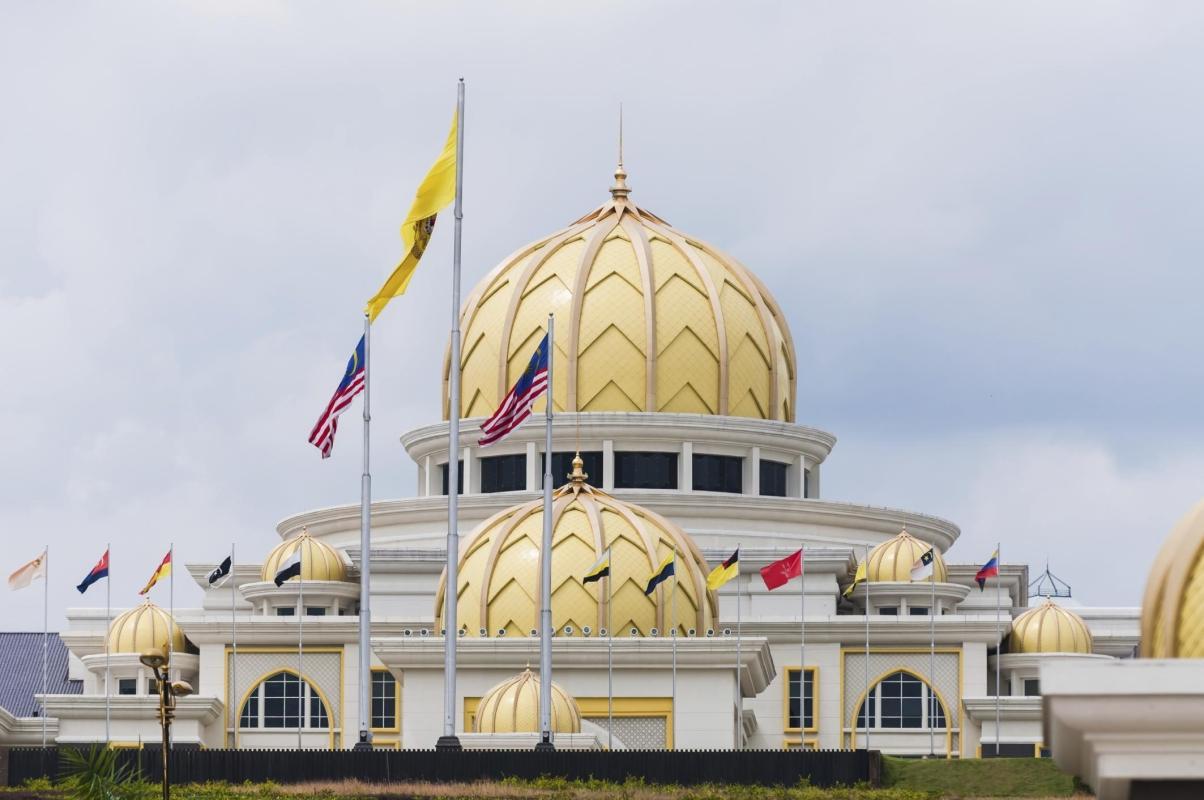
[[610, 103, 630, 199]]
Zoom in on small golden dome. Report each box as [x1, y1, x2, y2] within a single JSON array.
[[108, 599, 187, 655], [473, 669, 582, 734], [445, 168, 796, 422], [1141, 500, 1204, 657], [1009, 599, 1093, 654], [434, 469, 716, 637], [863, 530, 947, 583], [260, 530, 348, 583]]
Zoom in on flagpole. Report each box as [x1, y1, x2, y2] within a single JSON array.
[[537, 314, 555, 751], [231, 542, 238, 750], [168, 542, 174, 752], [929, 558, 936, 758], [439, 77, 466, 752], [800, 545, 806, 749], [863, 543, 870, 752], [42, 546, 48, 748], [734, 544, 741, 750], [994, 542, 1001, 758], [298, 547, 304, 751], [670, 544, 677, 751], [357, 312, 373, 750], [105, 543, 111, 745], [607, 548, 613, 751]]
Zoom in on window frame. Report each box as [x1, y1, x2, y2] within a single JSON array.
[[370, 668, 400, 732], [480, 453, 528, 494], [238, 671, 331, 731], [759, 459, 789, 497], [613, 451, 678, 490], [440, 460, 464, 495], [855, 670, 947, 731], [783, 666, 818, 733], [117, 678, 137, 696], [691, 453, 743, 494]]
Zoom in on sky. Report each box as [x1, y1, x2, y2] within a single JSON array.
[[2, 2, 1201, 630]]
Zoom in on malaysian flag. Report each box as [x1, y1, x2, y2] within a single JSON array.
[[308, 335, 366, 458], [478, 332, 549, 447]]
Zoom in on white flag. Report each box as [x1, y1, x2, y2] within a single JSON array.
[[8, 550, 47, 591], [911, 548, 935, 581]]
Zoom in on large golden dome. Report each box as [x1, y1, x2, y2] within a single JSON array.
[[1009, 599, 1093, 655], [1141, 500, 1204, 657], [444, 165, 796, 422], [434, 458, 717, 637], [473, 669, 582, 734], [863, 530, 948, 583], [108, 599, 188, 655], [260, 530, 348, 583]]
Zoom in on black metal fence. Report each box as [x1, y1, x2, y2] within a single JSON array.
[[5, 747, 879, 788]]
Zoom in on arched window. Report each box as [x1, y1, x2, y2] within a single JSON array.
[[855, 671, 946, 730], [239, 672, 330, 729]]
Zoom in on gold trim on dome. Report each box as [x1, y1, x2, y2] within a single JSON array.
[[1141, 500, 1204, 658], [444, 167, 796, 422], [107, 599, 187, 655], [259, 529, 348, 583], [862, 530, 948, 583], [1008, 599, 1092, 654], [473, 669, 582, 734], [434, 469, 717, 637]]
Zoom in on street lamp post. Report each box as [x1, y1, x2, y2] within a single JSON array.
[[140, 649, 192, 800]]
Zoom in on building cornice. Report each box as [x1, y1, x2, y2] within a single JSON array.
[[961, 696, 1043, 722], [38, 695, 224, 725]]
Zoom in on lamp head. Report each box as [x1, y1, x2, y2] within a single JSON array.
[[169, 680, 194, 698], [139, 648, 167, 670]]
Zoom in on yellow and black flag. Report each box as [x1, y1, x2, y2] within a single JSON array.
[[365, 111, 458, 322], [707, 548, 739, 591], [583, 549, 610, 584], [644, 553, 676, 595], [843, 559, 867, 598]]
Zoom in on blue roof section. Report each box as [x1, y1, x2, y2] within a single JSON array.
[[0, 632, 81, 717]]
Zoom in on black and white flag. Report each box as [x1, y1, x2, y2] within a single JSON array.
[[207, 555, 232, 587], [911, 548, 935, 581], [274, 550, 302, 587]]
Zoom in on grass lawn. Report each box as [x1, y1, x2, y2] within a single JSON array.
[[883, 756, 1085, 797], [5, 758, 1089, 799]]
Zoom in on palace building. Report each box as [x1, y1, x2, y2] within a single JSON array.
[[5, 161, 1149, 760]]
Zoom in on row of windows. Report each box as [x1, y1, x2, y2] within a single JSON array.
[[443, 452, 799, 496], [274, 607, 337, 617], [234, 670, 399, 730]]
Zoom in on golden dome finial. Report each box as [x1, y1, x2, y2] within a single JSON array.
[[569, 452, 588, 485], [611, 103, 630, 200]]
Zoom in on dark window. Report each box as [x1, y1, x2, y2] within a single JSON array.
[[760, 459, 788, 497], [241, 672, 329, 729], [614, 452, 678, 489], [856, 671, 945, 730], [440, 460, 464, 495], [1024, 679, 1040, 697], [147, 679, 159, 695], [692, 454, 743, 493], [541, 451, 603, 489], [879, 607, 898, 616], [371, 669, 398, 729], [786, 668, 815, 730], [803, 468, 812, 499], [306, 607, 326, 617], [118, 679, 137, 696], [276, 607, 295, 617], [480, 454, 527, 493], [909, 607, 929, 616]]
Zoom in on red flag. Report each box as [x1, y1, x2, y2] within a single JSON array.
[[760, 549, 803, 590]]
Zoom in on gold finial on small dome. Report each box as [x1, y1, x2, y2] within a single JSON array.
[[569, 453, 588, 485], [610, 103, 630, 200]]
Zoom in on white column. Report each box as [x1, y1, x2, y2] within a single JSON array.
[[602, 440, 615, 491], [461, 446, 473, 495], [746, 446, 760, 496], [526, 441, 538, 491], [422, 455, 433, 497], [681, 441, 693, 491], [795, 455, 807, 499]]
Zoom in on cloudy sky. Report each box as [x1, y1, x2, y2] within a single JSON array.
[[3, 2, 1201, 630]]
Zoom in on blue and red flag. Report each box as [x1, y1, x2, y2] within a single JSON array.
[[478, 332, 549, 447], [975, 549, 1000, 590], [76, 548, 109, 594], [308, 335, 367, 458]]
